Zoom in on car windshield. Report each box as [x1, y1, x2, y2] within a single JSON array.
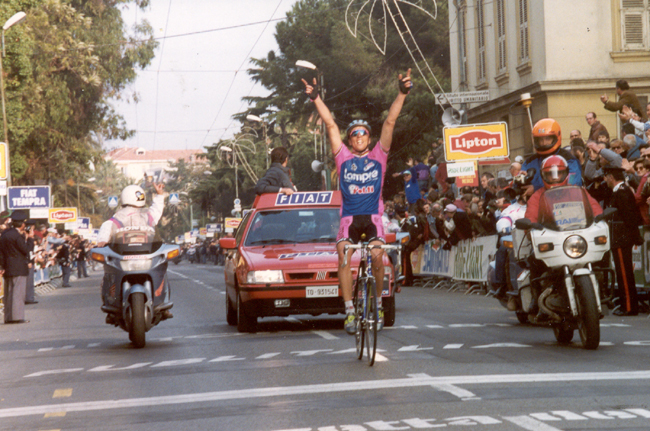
[[244, 208, 340, 246], [109, 226, 163, 255], [536, 186, 595, 231]]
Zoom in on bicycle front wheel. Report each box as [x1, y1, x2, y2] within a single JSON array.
[[365, 278, 378, 366], [354, 279, 365, 360]]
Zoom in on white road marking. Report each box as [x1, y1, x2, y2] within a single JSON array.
[[426, 324, 444, 328], [443, 344, 464, 349], [549, 411, 587, 420], [87, 343, 101, 348], [374, 352, 389, 362], [503, 415, 564, 430], [398, 345, 433, 352], [291, 349, 333, 357], [8, 371, 650, 419], [25, 369, 84, 378], [626, 408, 650, 418], [473, 343, 531, 348], [88, 363, 153, 372], [256, 353, 281, 359], [151, 358, 206, 367], [209, 356, 245, 362], [311, 330, 338, 340], [431, 383, 480, 401]]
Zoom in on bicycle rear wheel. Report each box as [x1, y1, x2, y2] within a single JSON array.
[[365, 278, 378, 366], [354, 279, 365, 360]]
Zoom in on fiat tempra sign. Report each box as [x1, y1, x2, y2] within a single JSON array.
[[443, 122, 509, 161]]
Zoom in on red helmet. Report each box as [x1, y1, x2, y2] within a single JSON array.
[[541, 155, 569, 189], [532, 118, 562, 156]]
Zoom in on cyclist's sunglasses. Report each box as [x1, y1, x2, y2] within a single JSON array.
[[350, 129, 369, 138]]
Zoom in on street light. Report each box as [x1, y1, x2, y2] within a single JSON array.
[[219, 145, 239, 200], [246, 114, 270, 169], [0, 11, 26, 191], [296, 59, 330, 190]]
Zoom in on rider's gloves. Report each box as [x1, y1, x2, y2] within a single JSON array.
[[399, 77, 412, 95], [308, 83, 320, 101]]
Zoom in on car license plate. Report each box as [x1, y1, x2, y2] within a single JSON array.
[[306, 286, 339, 298]]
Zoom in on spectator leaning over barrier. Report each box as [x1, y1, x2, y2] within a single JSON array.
[[443, 204, 473, 248], [401, 199, 430, 286]]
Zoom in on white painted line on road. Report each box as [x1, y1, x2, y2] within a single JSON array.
[[503, 415, 564, 430], [291, 349, 333, 357], [88, 363, 153, 372], [9, 371, 650, 419], [25, 369, 84, 378], [256, 353, 281, 359], [61, 345, 75, 350], [626, 408, 650, 418], [312, 330, 338, 340], [151, 358, 206, 367], [428, 381, 480, 401], [374, 353, 389, 362], [38, 348, 54, 352], [426, 324, 443, 328], [444, 344, 464, 349], [398, 345, 433, 352], [87, 343, 101, 348], [549, 411, 587, 420], [473, 343, 531, 349], [530, 413, 562, 421], [209, 356, 245, 362]]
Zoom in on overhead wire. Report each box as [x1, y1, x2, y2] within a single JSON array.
[[201, 0, 285, 148], [151, 0, 174, 156]]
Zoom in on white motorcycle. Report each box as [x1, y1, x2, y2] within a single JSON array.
[[513, 186, 616, 350]]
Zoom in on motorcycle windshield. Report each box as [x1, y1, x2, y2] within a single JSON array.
[[109, 226, 163, 255], [537, 186, 595, 231]]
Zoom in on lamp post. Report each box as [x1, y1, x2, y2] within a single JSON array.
[[219, 145, 237, 200], [246, 114, 269, 169], [0, 11, 26, 191], [296, 60, 330, 190]]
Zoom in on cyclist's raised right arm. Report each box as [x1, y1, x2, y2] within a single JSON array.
[[301, 78, 343, 155]]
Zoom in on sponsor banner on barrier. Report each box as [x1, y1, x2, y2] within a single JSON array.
[[416, 235, 497, 282], [419, 241, 453, 277]]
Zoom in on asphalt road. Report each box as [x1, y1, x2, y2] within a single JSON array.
[[2, 261, 650, 431]]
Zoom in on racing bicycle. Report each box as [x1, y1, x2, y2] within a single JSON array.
[[345, 235, 401, 366]]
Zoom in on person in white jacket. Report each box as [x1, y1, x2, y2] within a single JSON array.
[[96, 183, 166, 247]]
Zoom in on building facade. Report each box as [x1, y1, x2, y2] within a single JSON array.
[[105, 147, 206, 182], [449, 0, 650, 160]]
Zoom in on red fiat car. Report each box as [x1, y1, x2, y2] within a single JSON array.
[[219, 191, 398, 332]]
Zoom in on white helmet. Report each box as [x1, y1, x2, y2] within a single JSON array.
[[121, 185, 146, 208]]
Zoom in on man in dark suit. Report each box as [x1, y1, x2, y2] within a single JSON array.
[[0, 211, 33, 324], [603, 166, 644, 316]]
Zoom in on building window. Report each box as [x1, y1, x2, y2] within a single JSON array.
[[476, 0, 486, 83], [620, 0, 650, 49], [496, 0, 507, 74], [518, 0, 529, 62]]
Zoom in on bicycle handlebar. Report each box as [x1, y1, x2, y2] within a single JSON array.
[[344, 243, 402, 252]]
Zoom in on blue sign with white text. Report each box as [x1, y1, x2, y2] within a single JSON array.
[[78, 217, 90, 230], [8, 186, 51, 209]]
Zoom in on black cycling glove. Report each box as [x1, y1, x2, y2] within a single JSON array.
[[399, 77, 412, 95], [308, 83, 320, 101]]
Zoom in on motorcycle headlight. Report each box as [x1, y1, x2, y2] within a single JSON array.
[[120, 258, 153, 271], [563, 235, 587, 259], [246, 270, 284, 284]]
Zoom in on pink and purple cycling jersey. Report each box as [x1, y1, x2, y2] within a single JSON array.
[[335, 142, 387, 218]]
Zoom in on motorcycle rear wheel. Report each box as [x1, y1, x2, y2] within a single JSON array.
[[575, 275, 600, 350], [129, 293, 146, 348]]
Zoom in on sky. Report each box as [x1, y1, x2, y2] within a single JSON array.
[[105, 0, 298, 153]]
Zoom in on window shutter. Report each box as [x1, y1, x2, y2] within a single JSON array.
[[621, 0, 647, 49], [497, 0, 507, 73], [519, 0, 529, 61], [477, 0, 486, 81]]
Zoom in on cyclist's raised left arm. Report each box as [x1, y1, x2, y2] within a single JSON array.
[[379, 69, 412, 152]]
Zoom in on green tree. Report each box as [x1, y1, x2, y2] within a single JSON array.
[[0, 0, 156, 214]]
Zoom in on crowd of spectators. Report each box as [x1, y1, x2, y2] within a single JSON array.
[[180, 237, 226, 265]]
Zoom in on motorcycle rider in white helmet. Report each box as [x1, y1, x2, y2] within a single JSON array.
[[96, 183, 166, 248]]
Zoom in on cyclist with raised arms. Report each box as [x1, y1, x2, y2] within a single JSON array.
[[302, 68, 412, 334]]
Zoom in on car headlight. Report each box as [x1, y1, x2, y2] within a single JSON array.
[[120, 259, 153, 271], [247, 270, 284, 284], [563, 235, 587, 259]]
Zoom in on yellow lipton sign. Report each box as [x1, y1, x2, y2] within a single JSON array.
[[49, 207, 78, 223], [0, 142, 7, 180], [443, 122, 509, 162]]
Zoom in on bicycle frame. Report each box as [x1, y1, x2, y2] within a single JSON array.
[[345, 240, 401, 366]]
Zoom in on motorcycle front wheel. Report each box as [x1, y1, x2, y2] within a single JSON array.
[[129, 292, 146, 348], [575, 275, 600, 350]]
